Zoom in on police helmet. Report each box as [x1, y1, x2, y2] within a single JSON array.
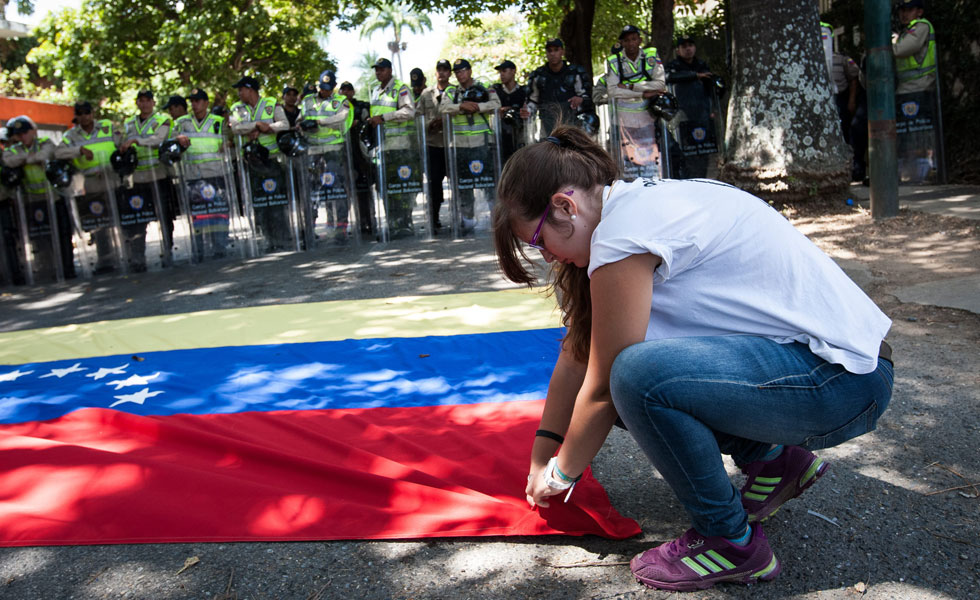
[[158, 139, 186, 166], [242, 140, 270, 166], [461, 83, 490, 103], [647, 92, 679, 121], [45, 159, 77, 188], [576, 112, 600, 136], [0, 165, 24, 189], [358, 125, 378, 159], [275, 130, 308, 157], [299, 118, 319, 132], [110, 146, 139, 176]]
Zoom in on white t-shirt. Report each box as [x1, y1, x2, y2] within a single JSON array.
[[587, 178, 892, 374]]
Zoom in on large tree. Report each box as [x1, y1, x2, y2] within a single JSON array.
[[720, 0, 850, 201]]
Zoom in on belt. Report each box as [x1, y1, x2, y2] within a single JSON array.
[[879, 340, 893, 363]]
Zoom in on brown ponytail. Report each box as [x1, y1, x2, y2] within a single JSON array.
[[492, 125, 618, 362]]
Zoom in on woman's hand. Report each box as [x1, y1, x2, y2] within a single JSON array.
[[525, 463, 563, 508]]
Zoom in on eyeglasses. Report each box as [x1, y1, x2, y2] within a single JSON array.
[[527, 190, 572, 251]]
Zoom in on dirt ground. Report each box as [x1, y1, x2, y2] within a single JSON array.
[[0, 202, 978, 600]]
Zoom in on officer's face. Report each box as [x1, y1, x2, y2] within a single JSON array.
[[546, 46, 564, 66], [237, 87, 258, 105], [340, 87, 355, 100], [898, 7, 922, 25], [374, 67, 392, 84], [76, 110, 94, 129], [622, 33, 642, 55], [136, 95, 155, 116], [454, 68, 472, 87], [190, 98, 209, 116], [283, 90, 299, 107], [498, 67, 516, 85], [14, 129, 36, 146], [677, 41, 696, 60], [167, 105, 186, 120], [436, 67, 451, 84]]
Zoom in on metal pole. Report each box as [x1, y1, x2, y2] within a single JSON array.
[[865, 0, 899, 218]]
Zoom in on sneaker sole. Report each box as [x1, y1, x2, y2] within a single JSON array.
[[747, 458, 830, 523], [633, 555, 782, 592]]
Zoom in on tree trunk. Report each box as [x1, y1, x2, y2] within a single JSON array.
[[559, 0, 595, 79], [720, 0, 851, 202], [649, 0, 674, 60]]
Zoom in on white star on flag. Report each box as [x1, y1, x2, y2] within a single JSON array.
[[0, 369, 35, 382], [109, 388, 163, 408], [105, 372, 162, 390], [86, 364, 129, 381], [40, 363, 87, 379]]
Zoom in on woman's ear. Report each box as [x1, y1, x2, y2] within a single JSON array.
[[550, 190, 577, 218]]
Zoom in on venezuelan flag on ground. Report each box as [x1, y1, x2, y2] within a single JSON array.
[[0, 289, 640, 546]]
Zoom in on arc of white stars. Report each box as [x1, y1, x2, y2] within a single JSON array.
[[40, 363, 87, 379], [0, 369, 34, 382], [85, 364, 129, 381], [105, 372, 162, 390], [109, 388, 163, 408]]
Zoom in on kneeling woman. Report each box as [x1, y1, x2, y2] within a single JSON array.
[[492, 126, 893, 592]]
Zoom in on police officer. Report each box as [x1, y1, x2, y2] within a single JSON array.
[[439, 58, 501, 235], [492, 59, 528, 165], [339, 81, 374, 234], [665, 35, 719, 178], [410, 68, 427, 102], [55, 101, 124, 274], [368, 57, 418, 236], [282, 84, 302, 128], [229, 75, 292, 251], [173, 88, 233, 260], [892, 0, 936, 94], [416, 59, 453, 232], [2, 116, 74, 279], [119, 89, 174, 271], [163, 95, 188, 121], [524, 38, 592, 135], [302, 69, 354, 242]]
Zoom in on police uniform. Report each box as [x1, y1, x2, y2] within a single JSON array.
[[665, 51, 716, 179], [492, 65, 529, 166], [173, 89, 232, 259], [122, 94, 175, 270], [229, 77, 293, 250], [893, 17, 936, 94], [55, 112, 124, 273], [370, 69, 419, 233], [527, 60, 591, 135], [416, 64, 452, 230], [605, 46, 666, 127]]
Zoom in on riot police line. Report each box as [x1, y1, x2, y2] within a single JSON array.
[[0, 85, 721, 288]]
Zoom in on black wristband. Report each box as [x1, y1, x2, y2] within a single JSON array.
[[535, 429, 564, 444]]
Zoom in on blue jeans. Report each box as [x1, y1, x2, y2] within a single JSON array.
[[610, 335, 893, 539]]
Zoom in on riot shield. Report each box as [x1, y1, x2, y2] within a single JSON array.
[[372, 116, 431, 243], [172, 147, 251, 263], [115, 173, 174, 273], [896, 87, 946, 185], [444, 112, 499, 239], [235, 136, 303, 254], [667, 79, 724, 179], [0, 190, 23, 285], [607, 99, 664, 181], [305, 134, 360, 249], [497, 109, 534, 168], [13, 185, 65, 285], [66, 165, 125, 278]]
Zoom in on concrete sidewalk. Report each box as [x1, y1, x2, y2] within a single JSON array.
[[848, 182, 980, 221]]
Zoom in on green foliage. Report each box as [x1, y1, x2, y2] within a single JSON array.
[[352, 50, 381, 102], [673, 2, 728, 86], [440, 13, 526, 84], [26, 0, 339, 119]]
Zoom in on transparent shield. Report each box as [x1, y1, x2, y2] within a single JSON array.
[[497, 110, 533, 168], [667, 80, 722, 179], [116, 173, 174, 273], [607, 99, 663, 181], [306, 135, 360, 249], [66, 166, 125, 278], [0, 190, 21, 285], [374, 117, 431, 243], [14, 185, 65, 284], [896, 89, 942, 185], [235, 136, 303, 254], [444, 113, 499, 239]]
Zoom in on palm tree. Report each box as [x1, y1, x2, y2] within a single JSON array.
[[358, 1, 432, 81], [354, 50, 381, 101]]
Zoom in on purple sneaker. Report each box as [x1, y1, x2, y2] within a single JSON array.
[[630, 523, 780, 591], [741, 445, 829, 523]]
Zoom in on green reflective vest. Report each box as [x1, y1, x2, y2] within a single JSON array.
[[896, 18, 936, 83], [607, 47, 660, 113], [446, 81, 493, 136], [303, 94, 353, 145], [174, 113, 226, 165], [9, 137, 50, 196], [124, 112, 172, 173], [67, 120, 116, 176], [231, 97, 280, 153], [370, 79, 414, 136]]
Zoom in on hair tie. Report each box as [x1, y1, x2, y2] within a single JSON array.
[[545, 136, 561, 146]]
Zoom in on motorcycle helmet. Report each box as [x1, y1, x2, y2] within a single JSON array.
[[647, 92, 679, 122], [276, 130, 309, 157], [358, 125, 378, 159], [576, 112, 600, 136], [110, 146, 139, 176], [158, 139, 186, 166], [45, 159, 76, 188], [461, 84, 490, 104], [0, 165, 24, 189], [299, 118, 319, 132]]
